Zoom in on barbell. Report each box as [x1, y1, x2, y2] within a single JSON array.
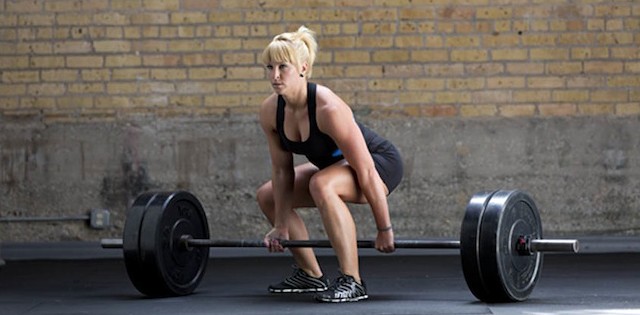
[[101, 189, 579, 302]]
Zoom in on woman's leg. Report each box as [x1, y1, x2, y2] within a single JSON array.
[[307, 162, 377, 284], [256, 162, 323, 277]]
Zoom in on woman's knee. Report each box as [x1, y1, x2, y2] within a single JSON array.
[[308, 172, 336, 206]]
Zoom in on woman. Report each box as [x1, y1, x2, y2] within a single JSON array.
[[256, 26, 403, 303]]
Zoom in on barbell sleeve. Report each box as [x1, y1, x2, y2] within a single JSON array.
[[101, 238, 124, 249], [530, 239, 579, 253]]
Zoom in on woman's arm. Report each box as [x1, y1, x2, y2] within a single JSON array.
[[314, 86, 395, 252], [259, 95, 295, 238]]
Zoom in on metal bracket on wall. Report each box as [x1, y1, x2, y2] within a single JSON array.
[[0, 209, 111, 229]]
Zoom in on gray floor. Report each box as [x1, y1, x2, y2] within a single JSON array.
[[1, 242, 640, 315]]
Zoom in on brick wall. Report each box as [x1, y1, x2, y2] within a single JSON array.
[[0, 0, 639, 122], [2, 0, 640, 242]]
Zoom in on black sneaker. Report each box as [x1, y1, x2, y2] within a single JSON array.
[[268, 267, 329, 293], [315, 274, 368, 303]]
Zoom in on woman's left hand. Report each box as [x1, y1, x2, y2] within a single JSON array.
[[375, 228, 395, 253]]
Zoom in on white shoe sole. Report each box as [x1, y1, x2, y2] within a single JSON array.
[[269, 287, 328, 293], [315, 294, 369, 303]]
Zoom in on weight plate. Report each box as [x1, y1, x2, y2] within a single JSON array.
[[479, 190, 543, 302], [123, 192, 162, 296], [460, 190, 498, 302], [139, 191, 210, 297]]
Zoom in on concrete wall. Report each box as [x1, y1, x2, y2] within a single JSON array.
[[1, 115, 639, 242], [1, 1, 640, 242]]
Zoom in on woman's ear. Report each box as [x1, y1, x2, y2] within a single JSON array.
[[300, 62, 309, 77]]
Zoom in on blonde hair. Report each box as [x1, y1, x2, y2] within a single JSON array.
[[261, 26, 318, 78]]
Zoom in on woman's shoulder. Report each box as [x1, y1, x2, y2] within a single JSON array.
[[261, 92, 278, 106], [313, 83, 335, 99], [313, 83, 354, 132], [259, 93, 278, 127], [260, 93, 278, 113], [314, 83, 349, 113]]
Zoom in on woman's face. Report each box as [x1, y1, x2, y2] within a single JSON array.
[[266, 62, 300, 95]]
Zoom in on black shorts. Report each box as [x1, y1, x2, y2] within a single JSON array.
[[371, 143, 403, 194]]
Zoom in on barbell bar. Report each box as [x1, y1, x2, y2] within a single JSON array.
[[100, 189, 579, 302], [101, 237, 578, 253]]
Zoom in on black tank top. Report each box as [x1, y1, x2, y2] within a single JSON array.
[[276, 82, 392, 169]]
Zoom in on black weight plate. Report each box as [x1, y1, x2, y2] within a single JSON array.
[[123, 192, 163, 296], [479, 190, 543, 302], [460, 190, 498, 302], [139, 191, 210, 297]]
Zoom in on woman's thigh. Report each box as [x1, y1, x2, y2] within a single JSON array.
[[262, 162, 320, 209], [262, 161, 377, 208], [309, 161, 372, 205]]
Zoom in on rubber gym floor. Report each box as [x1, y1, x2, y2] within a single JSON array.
[[1, 239, 639, 315]]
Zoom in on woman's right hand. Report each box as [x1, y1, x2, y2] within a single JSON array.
[[263, 227, 289, 253]]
